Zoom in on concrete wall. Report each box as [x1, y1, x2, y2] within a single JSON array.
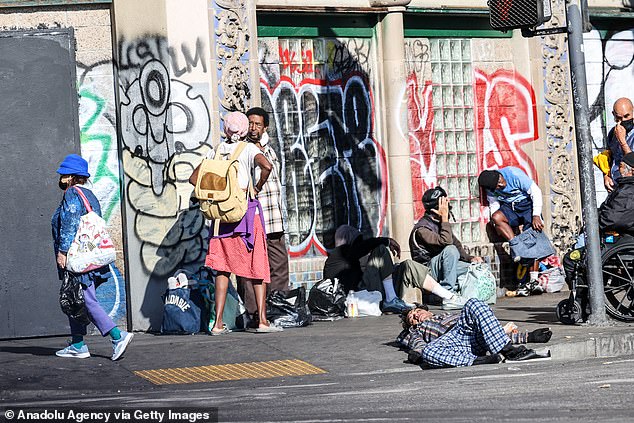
[[112, 0, 214, 331], [0, 4, 126, 329], [2, 0, 630, 332]]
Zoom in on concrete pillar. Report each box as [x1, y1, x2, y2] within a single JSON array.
[[379, 7, 415, 257], [112, 0, 215, 331], [208, 0, 260, 127]]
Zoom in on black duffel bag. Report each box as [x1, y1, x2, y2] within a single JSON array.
[[266, 287, 312, 328], [307, 278, 346, 320]]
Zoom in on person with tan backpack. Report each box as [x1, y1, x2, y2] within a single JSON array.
[[189, 111, 282, 335]]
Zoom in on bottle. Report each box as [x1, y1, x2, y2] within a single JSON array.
[[347, 290, 357, 318], [511, 329, 529, 344]]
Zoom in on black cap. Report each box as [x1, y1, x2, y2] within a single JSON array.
[[478, 170, 501, 191], [422, 186, 447, 212]]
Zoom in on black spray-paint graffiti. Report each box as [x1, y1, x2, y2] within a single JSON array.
[[120, 59, 210, 195], [260, 75, 387, 257], [117, 34, 212, 277], [118, 35, 207, 86]]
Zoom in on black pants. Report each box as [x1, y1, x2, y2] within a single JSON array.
[[238, 232, 290, 315]]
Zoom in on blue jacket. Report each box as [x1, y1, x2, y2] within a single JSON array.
[[51, 186, 102, 255], [51, 186, 110, 284]]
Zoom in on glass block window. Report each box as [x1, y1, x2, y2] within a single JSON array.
[[429, 38, 481, 244]]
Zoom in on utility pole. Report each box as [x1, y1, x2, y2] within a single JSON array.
[[566, 0, 607, 324], [488, 0, 607, 324]]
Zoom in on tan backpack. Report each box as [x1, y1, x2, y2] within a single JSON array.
[[195, 142, 252, 226]]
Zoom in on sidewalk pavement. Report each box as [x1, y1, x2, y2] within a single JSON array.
[[1, 291, 634, 403], [489, 291, 634, 361]]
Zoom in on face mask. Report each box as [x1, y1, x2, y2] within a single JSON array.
[[621, 119, 634, 133], [59, 180, 68, 190]]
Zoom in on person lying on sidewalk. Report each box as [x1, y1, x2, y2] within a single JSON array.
[[323, 225, 469, 314], [397, 299, 552, 367]]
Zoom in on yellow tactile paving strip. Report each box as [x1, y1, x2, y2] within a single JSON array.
[[134, 359, 327, 385]]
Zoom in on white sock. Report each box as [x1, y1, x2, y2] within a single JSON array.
[[431, 284, 455, 301], [383, 277, 397, 302], [530, 271, 539, 283]]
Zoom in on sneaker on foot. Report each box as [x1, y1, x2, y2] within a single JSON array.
[[530, 282, 544, 295], [442, 294, 468, 310], [56, 343, 90, 359], [516, 284, 530, 297], [111, 331, 134, 361], [382, 297, 412, 314]]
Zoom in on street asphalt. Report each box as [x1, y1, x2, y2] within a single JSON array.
[[2, 291, 634, 422]]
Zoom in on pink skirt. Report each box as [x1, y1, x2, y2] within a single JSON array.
[[205, 216, 271, 283]]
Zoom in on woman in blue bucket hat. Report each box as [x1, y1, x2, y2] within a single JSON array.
[[52, 154, 133, 360]]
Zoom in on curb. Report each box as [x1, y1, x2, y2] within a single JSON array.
[[549, 331, 634, 361]]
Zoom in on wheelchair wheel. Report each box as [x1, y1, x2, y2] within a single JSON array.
[[602, 240, 634, 322], [556, 298, 582, 325]]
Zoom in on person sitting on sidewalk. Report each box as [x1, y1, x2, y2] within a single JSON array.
[[398, 299, 552, 367], [478, 167, 546, 296], [410, 186, 483, 298], [323, 225, 468, 313]]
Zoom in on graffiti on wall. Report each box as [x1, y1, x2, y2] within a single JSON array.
[[259, 38, 386, 256], [404, 64, 539, 221], [118, 36, 208, 85], [77, 61, 120, 223], [76, 60, 126, 326], [117, 36, 211, 276], [260, 75, 387, 256], [474, 68, 539, 182], [405, 74, 436, 219]]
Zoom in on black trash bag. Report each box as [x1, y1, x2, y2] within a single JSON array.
[[266, 287, 312, 328], [59, 273, 91, 326], [307, 278, 346, 320]]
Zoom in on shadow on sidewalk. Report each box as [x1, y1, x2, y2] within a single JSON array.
[[0, 346, 59, 356], [496, 306, 558, 324]]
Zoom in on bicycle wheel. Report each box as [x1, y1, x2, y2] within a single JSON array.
[[602, 239, 634, 322]]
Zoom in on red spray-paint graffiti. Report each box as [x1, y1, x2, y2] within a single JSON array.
[[279, 46, 315, 75], [474, 68, 539, 181], [406, 73, 436, 219], [406, 68, 539, 220]]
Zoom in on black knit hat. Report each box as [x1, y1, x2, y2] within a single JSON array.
[[478, 170, 501, 191]]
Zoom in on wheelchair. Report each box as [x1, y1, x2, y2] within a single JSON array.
[[557, 233, 634, 324]]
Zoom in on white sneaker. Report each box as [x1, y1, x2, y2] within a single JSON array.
[[530, 282, 544, 294], [516, 284, 530, 297], [56, 343, 90, 359], [442, 294, 468, 310], [111, 331, 134, 361]]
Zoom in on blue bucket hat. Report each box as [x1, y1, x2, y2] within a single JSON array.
[[57, 154, 90, 177]]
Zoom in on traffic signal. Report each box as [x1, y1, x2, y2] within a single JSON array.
[[488, 0, 552, 31]]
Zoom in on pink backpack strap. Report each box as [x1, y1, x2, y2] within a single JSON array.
[[72, 186, 93, 213]]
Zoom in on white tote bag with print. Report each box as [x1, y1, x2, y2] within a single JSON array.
[[65, 187, 116, 273]]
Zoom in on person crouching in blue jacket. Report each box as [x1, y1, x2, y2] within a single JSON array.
[[52, 154, 133, 360]]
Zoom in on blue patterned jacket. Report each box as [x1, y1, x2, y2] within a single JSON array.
[[51, 186, 102, 255]]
